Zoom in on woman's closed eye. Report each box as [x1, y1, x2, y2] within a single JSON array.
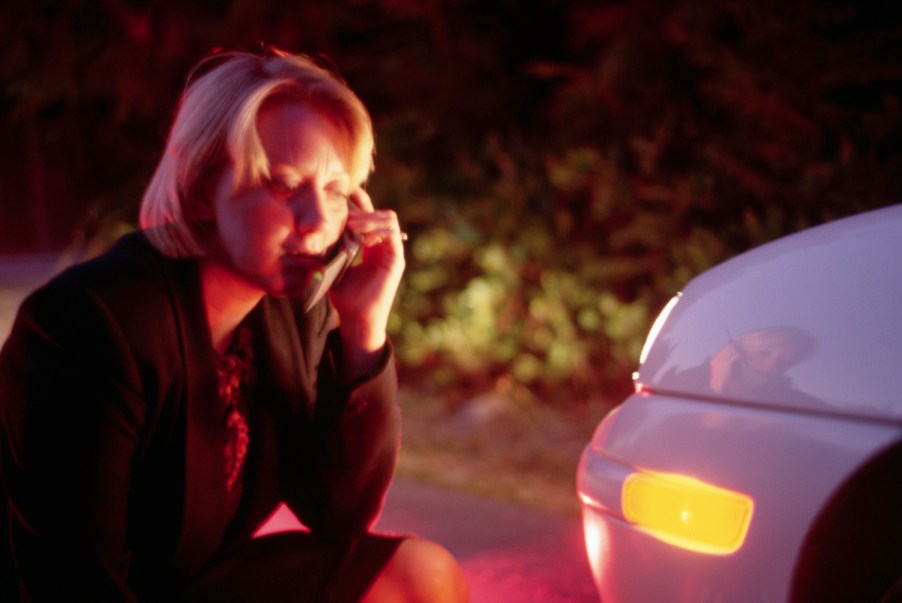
[[327, 189, 350, 204], [264, 176, 349, 206], [264, 175, 299, 196]]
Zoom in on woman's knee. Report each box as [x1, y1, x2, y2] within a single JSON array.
[[363, 538, 468, 603]]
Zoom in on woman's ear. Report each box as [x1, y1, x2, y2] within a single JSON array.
[[192, 196, 216, 222], [185, 163, 225, 223], [182, 189, 215, 225]]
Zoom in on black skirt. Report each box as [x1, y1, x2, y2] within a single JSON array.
[[180, 531, 404, 603]]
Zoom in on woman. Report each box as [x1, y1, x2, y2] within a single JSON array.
[[0, 48, 468, 602]]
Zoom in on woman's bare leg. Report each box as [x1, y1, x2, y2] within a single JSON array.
[[361, 538, 468, 603]]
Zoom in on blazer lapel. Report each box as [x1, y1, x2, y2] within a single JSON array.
[[164, 258, 229, 578], [252, 296, 319, 418]]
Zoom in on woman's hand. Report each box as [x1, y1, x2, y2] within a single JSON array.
[[329, 188, 406, 380], [708, 341, 743, 393]]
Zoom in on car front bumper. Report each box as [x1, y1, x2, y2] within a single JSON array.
[[576, 392, 901, 603]]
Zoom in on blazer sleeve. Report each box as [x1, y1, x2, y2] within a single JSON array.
[[280, 320, 402, 542], [0, 284, 148, 602]]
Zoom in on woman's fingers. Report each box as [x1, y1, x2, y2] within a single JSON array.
[[347, 189, 408, 242], [346, 209, 406, 246], [350, 188, 375, 212]]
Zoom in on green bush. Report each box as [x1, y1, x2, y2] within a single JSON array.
[[370, 1, 901, 407], [4, 0, 900, 410]]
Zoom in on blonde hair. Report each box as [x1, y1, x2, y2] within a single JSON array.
[[139, 48, 375, 257]]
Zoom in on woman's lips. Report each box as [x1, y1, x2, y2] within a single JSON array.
[[281, 252, 324, 271]]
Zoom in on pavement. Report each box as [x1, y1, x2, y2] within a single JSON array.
[[0, 254, 61, 341], [378, 478, 598, 603]]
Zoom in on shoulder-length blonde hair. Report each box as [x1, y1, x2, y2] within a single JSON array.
[[139, 48, 375, 257]]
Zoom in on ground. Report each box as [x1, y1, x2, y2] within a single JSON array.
[[395, 378, 608, 516]]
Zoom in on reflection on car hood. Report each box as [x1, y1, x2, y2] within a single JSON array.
[[637, 204, 902, 422]]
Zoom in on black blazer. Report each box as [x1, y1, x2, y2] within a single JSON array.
[[0, 232, 401, 601]]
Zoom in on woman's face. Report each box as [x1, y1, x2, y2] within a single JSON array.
[[209, 103, 352, 297]]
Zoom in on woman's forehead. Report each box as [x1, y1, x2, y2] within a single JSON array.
[[255, 103, 351, 170]]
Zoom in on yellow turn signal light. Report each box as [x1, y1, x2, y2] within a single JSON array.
[[622, 471, 754, 555]]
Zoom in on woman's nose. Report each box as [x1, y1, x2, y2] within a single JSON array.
[[290, 186, 330, 233]]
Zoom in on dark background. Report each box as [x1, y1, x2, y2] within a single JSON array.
[[2, 0, 900, 407]]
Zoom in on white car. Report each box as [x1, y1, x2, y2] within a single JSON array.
[[577, 204, 902, 603]]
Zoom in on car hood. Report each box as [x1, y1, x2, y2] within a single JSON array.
[[636, 204, 902, 422]]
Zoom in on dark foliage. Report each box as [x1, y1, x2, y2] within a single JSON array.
[[2, 0, 900, 407]]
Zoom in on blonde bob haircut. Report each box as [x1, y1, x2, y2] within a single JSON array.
[[139, 48, 375, 257]]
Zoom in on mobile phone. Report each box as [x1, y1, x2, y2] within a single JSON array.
[[302, 229, 362, 313]]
